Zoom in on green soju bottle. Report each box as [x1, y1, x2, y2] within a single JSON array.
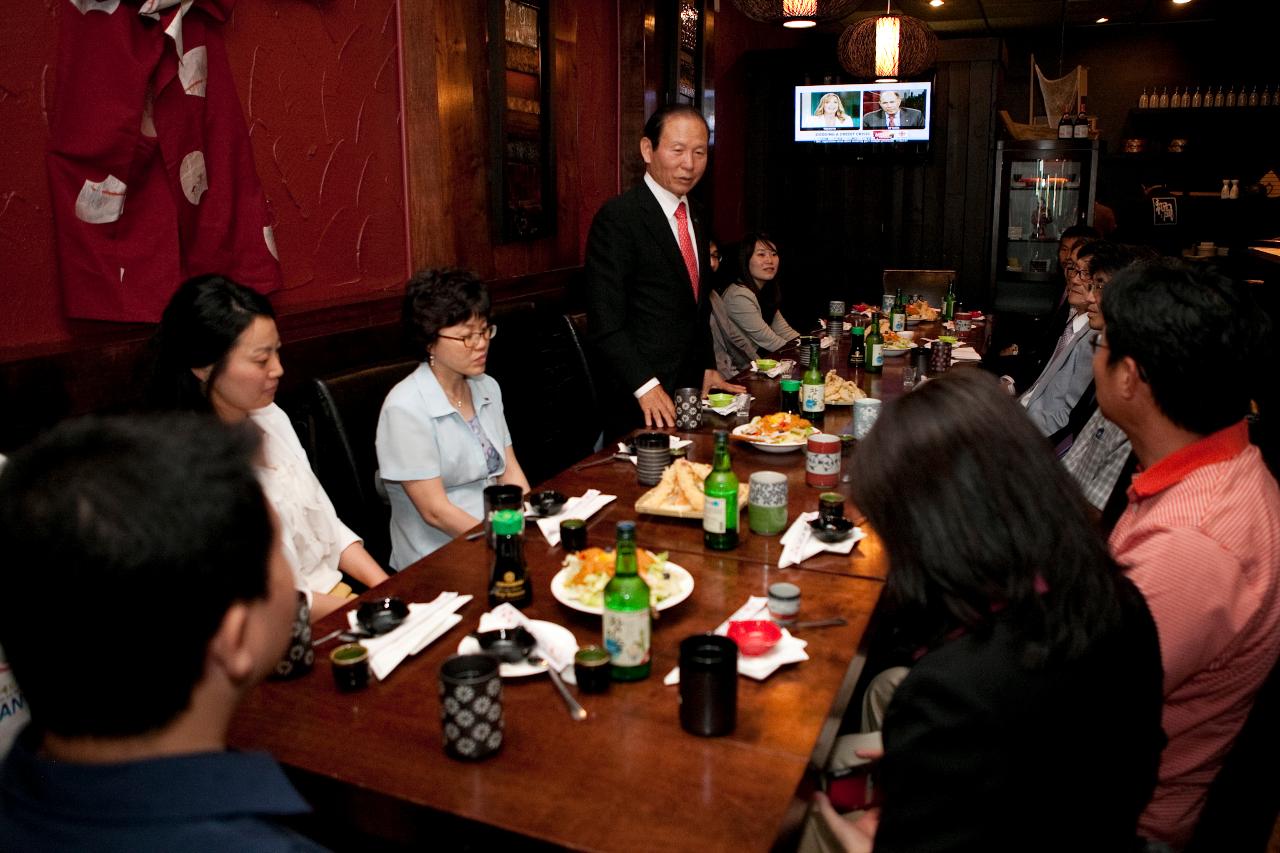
[[865, 312, 885, 374], [703, 429, 740, 551], [801, 337, 825, 427], [943, 276, 956, 322], [603, 521, 650, 681], [890, 288, 906, 332], [488, 509, 531, 608]]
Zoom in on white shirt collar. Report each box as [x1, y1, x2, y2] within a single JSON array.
[[1071, 311, 1090, 333], [644, 172, 688, 219]]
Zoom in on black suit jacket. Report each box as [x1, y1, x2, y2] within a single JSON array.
[[584, 182, 715, 425], [861, 106, 925, 129]]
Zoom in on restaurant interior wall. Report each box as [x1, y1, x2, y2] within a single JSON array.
[[0, 1, 620, 353], [734, 36, 1002, 327]]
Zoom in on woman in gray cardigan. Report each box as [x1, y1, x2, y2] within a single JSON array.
[[721, 233, 800, 356]]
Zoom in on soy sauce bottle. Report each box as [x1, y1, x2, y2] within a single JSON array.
[[488, 509, 531, 608]]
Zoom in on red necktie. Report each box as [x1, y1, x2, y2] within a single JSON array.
[[888, 114, 896, 128], [674, 202, 699, 300]]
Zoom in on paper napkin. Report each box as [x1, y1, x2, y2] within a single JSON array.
[[702, 394, 753, 416], [950, 348, 984, 363], [348, 592, 472, 681], [619, 436, 694, 461], [662, 596, 809, 684], [535, 489, 616, 546], [778, 511, 867, 569], [478, 603, 577, 671]]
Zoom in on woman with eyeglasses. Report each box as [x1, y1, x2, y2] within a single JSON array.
[[148, 275, 390, 620], [376, 269, 529, 568]]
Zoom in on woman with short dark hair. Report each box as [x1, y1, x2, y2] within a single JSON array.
[[376, 269, 528, 568], [815, 370, 1165, 852], [148, 274, 390, 620]]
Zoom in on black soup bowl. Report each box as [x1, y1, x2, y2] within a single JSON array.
[[808, 516, 855, 544], [528, 490, 568, 517], [471, 626, 536, 663], [356, 597, 410, 635]]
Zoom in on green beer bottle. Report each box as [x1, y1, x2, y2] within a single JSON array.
[[865, 311, 885, 374], [603, 521, 650, 681], [801, 337, 825, 427], [890, 288, 906, 332], [943, 276, 956, 322], [703, 429, 740, 551]]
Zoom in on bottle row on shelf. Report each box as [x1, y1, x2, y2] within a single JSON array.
[[1138, 85, 1275, 109]]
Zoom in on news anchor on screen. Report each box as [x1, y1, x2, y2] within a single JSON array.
[[803, 92, 856, 128], [862, 90, 925, 129]]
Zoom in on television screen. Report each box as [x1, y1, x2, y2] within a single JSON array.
[[794, 82, 932, 144]]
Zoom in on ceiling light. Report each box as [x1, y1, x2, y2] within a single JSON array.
[[1172, 0, 1192, 4], [838, 2, 938, 82], [1096, 16, 1109, 22], [732, 0, 861, 27], [929, 0, 944, 6]]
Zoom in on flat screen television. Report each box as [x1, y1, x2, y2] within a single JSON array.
[[794, 82, 932, 144]]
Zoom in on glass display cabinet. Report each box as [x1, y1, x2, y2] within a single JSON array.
[[990, 139, 1099, 314]]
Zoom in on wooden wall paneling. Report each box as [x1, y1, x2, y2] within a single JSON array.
[[401, 0, 454, 271], [940, 60, 971, 276], [550, 2, 581, 266], [435, 0, 495, 278], [962, 58, 999, 306]]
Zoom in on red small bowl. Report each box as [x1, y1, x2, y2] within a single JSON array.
[[726, 620, 782, 656]]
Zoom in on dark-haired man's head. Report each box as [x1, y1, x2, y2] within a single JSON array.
[[0, 414, 294, 746], [1077, 241, 1139, 331], [1096, 260, 1269, 440], [1058, 224, 1101, 276], [640, 104, 710, 198]]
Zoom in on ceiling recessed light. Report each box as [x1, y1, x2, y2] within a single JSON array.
[[1096, 16, 1109, 22], [929, 0, 944, 7], [1172, 0, 1192, 5]]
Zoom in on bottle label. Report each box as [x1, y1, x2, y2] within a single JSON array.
[[891, 314, 905, 332], [869, 343, 884, 367], [603, 608, 650, 667], [802, 383, 825, 413], [490, 570, 527, 602], [704, 495, 728, 533]]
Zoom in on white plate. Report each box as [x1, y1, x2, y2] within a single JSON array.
[[730, 423, 807, 452], [883, 346, 914, 357], [550, 561, 694, 616], [456, 619, 578, 678], [904, 317, 922, 326]]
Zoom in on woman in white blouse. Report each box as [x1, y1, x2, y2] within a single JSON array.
[[376, 269, 529, 569], [149, 275, 389, 620], [721, 233, 802, 356]]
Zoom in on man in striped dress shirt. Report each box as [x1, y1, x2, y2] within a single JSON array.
[[1096, 259, 1280, 848]]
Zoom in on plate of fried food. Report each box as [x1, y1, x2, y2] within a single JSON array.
[[550, 546, 694, 614], [905, 300, 939, 324], [634, 458, 749, 519], [731, 412, 816, 453], [824, 370, 866, 405]]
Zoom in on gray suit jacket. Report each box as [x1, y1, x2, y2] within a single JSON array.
[[1021, 319, 1097, 436], [861, 107, 924, 129]]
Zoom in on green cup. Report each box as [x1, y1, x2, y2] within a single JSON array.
[[748, 471, 789, 536]]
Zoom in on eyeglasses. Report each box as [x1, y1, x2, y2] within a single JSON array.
[[1070, 265, 1092, 279], [437, 325, 497, 349], [1086, 279, 1106, 294]]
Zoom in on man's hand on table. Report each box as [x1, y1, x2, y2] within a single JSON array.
[[701, 369, 746, 398], [637, 385, 677, 428]]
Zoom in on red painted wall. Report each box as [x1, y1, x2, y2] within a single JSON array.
[[0, 0, 407, 353]]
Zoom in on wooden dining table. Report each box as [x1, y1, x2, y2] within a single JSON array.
[[228, 315, 989, 851]]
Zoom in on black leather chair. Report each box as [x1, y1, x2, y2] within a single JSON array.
[[304, 359, 419, 568], [485, 305, 603, 486]]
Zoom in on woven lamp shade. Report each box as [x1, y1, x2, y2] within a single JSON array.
[[731, 0, 861, 26], [838, 13, 937, 81]]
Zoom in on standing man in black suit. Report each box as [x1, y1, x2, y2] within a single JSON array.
[[585, 104, 744, 436], [860, 91, 924, 129]]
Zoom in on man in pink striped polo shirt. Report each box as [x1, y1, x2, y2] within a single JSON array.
[[1095, 259, 1280, 848]]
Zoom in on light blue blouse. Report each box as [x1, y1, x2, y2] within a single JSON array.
[[375, 364, 513, 569]]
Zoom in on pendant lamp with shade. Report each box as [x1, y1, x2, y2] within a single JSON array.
[[838, 2, 938, 82], [731, 0, 861, 29]]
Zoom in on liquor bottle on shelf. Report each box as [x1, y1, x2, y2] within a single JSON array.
[[1180, 87, 1192, 108], [1058, 106, 1074, 138], [1214, 86, 1225, 107], [864, 312, 884, 374], [702, 430, 739, 552], [1138, 87, 1149, 109], [1263, 85, 1273, 107], [603, 521, 650, 681], [1226, 86, 1238, 108], [1191, 86, 1203, 108], [1171, 87, 1182, 108], [1157, 87, 1170, 108], [1072, 101, 1090, 139], [801, 337, 825, 428], [1249, 85, 1260, 107]]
